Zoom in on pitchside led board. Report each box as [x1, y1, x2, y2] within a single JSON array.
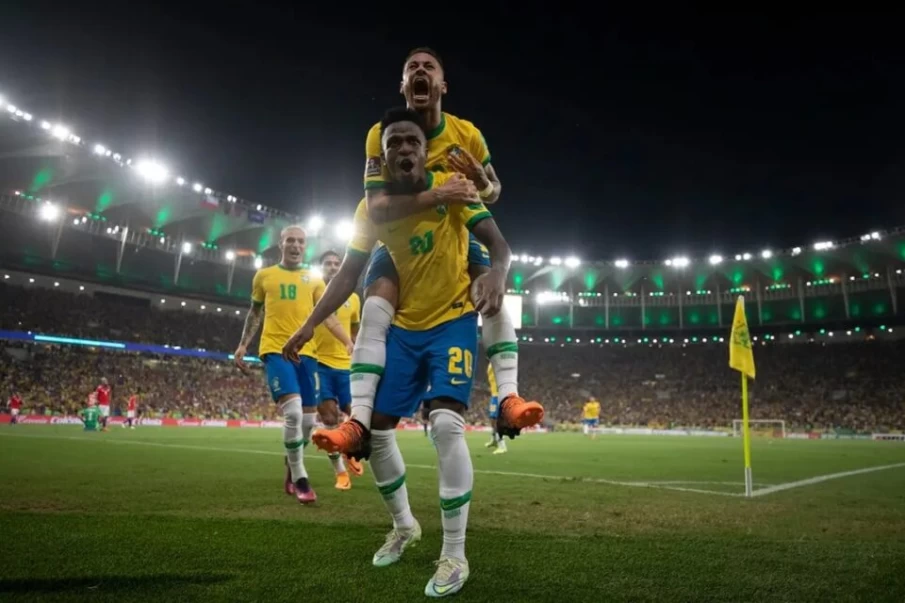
[[476, 295, 522, 329]]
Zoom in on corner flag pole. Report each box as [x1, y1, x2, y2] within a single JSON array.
[[741, 372, 753, 497], [729, 295, 756, 498]]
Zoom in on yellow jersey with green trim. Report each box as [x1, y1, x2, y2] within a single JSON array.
[[364, 112, 492, 191], [583, 400, 601, 420], [487, 365, 498, 398], [313, 292, 360, 370], [347, 171, 492, 330], [251, 264, 325, 358]]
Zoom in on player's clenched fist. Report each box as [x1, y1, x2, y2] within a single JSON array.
[[432, 173, 479, 205], [471, 269, 506, 318]]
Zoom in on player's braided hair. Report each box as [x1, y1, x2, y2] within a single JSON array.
[[404, 47, 443, 71], [380, 107, 427, 138]]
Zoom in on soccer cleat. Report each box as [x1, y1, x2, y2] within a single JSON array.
[[294, 478, 317, 504], [346, 456, 365, 477], [492, 446, 507, 455], [335, 472, 352, 490], [284, 458, 296, 495], [496, 395, 544, 440], [484, 439, 497, 449], [425, 557, 470, 598], [372, 520, 422, 567], [312, 419, 372, 460]]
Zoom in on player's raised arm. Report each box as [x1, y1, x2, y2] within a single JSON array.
[[447, 127, 501, 204], [281, 248, 370, 362]]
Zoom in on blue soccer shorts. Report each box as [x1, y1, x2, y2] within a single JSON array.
[[262, 354, 319, 407], [372, 313, 479, 418], [318, 363, 352, 414], [488, 396, 500, 419], [363, 234, 490, 290], [583, 418, 600, 427]]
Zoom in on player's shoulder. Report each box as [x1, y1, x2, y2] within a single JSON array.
[[366, 121, 382, 147], [443, 112, 482, 135], [300, 269, 324, 286]]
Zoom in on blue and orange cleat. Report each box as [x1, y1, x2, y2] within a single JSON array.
[[496, 395, 544, 440], [294, 478, 317, 504], [312, 419, 372, 461]]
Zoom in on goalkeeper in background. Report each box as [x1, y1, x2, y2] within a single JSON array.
[[80, 394, 101, 432]]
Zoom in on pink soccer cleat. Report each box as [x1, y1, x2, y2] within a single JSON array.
[[294, 478, 317, 505], [284, 458, 296, 495]]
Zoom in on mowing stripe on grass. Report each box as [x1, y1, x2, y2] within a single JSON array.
[[749, 462, 905, 497]]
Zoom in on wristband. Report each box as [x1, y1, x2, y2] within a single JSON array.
[[478, 182, 494, 199]]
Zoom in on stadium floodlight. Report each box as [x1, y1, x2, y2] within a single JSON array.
[[200, 305, 206, 310], [204, 187, 212, 195], [192, 182, 203, 193], [135, 160, 169, 185], [23, 113, 32, 121], [39, 202, 60, 222], [181, 242, 192, 254], [791, 246, 802, 256], [742, 252, 752, 261], [761, 249, 772, 259], [334, 219, 355, 242], [73, 218, 80, 225], [181, 301, 187, 307], [216, 307, 222, 312], [176, 177, 186, 186], [225, 250, 236, 261], [253, 256, 264, 269], [670, 256, 690, 268], [708, 254, 723, 265], [614, 259, 629, 269], [550, 256, 563, 266], [51, 124, 70, 141], [40, 120, 51, 130], [813, 241, 834, 251], [519, 254, 529, 263], [6, 104, 16, 113], [533, 256, 544, 266], [564, 256, 581, 268], [307, 215, 325, 235], [54, 281, 59, 287], [93, 144, 107, 155]]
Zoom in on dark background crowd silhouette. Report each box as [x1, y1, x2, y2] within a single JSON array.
[[3, 282, 904, 432]]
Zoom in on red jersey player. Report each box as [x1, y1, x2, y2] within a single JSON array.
[[8, 391, 22, 425], [95, 378, 112, 432], [124, 391, 139, 429]]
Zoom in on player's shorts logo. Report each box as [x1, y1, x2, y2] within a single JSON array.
[[450, 378, 468, 385], [271, 377, 280, 392]]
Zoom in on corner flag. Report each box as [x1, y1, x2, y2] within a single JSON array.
[[729, 296, 756, 497]]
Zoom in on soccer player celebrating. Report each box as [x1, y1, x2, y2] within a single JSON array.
[[283, 108, 512, 596], [233, 225, 353, 505], [95, 378, 112, 432], [582, 396, 601, 438], [124, 390, 139, 430], [484, 366, 507, 454], [313, 47, 542, 460], [313, 250, 364, 488], [7, 390, 22, 424]]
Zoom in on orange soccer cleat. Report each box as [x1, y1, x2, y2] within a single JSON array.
[[334, 472, 352, 491], [346, 456, 365, 477], [496, 395, 545, 439], [311, 420, 372, 460]]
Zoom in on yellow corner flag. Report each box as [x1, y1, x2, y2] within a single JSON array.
[[729, 296, 756, 497]]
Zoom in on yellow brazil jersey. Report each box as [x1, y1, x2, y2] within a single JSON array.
[[364, 112, 491, 191], [313, 292, 361, 370], [251, 264, 325, 358], [487, 365, 498, 398], [347, 171, 492, 331], [583, 401, 601, 420]]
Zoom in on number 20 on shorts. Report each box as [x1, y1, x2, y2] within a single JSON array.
[[447, 347, 474, 378]]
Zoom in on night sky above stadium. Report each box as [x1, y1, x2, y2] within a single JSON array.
[[2, 6, 903, 259]]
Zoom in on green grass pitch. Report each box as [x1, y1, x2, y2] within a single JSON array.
[[1, 426, 904, 602]]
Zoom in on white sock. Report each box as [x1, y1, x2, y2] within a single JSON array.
[[328, 452, 346, 474], [281, 396, 307, 481], [350, 296, 395, 429], [482, 308, 519, 400], [370, 429, 415, 530], [430, 409, 472, 561], [497, 437, 507, 451], [302, 412, 317, 444], [583, 423, 589, 435]]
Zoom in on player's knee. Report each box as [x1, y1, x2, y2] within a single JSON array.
[[372, 412, 400, 431], [279, 396, 302, 427], [429, 406, 466, 443], [364, 278, 399, 308]]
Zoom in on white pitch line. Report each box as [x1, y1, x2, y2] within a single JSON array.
[[0, 431, 743, 497], [749, 462, 905, 497]]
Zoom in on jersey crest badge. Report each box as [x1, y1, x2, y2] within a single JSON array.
[[365, 157, 381, 177]]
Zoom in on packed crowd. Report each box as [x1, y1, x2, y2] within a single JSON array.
[[2, 283, 903, 432]]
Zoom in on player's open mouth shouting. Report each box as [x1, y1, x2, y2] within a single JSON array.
[[411, 75, 431, 105]]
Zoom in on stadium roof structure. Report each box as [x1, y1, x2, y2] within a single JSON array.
[[1, 90, 904, 331]]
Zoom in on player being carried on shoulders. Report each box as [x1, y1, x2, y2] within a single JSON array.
[[313, 250, 365, 489], [233, 226, 353, 505], [283, 107, 512, 596], [312, 47, 542, 461]]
